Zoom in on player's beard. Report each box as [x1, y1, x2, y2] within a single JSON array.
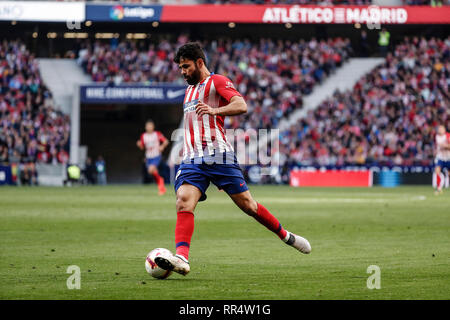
[[184, 64, 201, 85]]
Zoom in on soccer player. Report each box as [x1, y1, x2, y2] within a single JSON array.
[[154, 42, 311, 276], [137, 119, 169, 195], [434, 125, 450, 195]]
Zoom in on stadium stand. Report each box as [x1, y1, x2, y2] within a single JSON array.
[[0, 40, 70, 185], [75, 36, 354, 129], [280, 36, 450, 167], [202, 0, 374, 4], [2, 31, 448, 183], [20, 0, 449, 4], [201, 0, 450, 5], [402, 0, 448, 5]]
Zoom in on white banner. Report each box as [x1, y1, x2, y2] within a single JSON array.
[[0, 1, 85, 22]]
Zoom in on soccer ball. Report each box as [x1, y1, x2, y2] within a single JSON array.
[[145, 248, 173, 279]]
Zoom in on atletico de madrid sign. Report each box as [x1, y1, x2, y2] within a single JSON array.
[[261, 6, 408, 24], [160, 5, 450, 24]]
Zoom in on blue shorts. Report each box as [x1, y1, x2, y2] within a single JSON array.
[[174, 152, 248, 201], [146, 156, 161, 168], [435, 158, 450, 170]]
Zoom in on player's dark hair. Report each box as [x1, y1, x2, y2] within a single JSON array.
[[174, 42, 206, 64], [146, 119, 154, 124]]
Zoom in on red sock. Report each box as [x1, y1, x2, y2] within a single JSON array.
[[436, 173, 441, 190], [175, 211, 194, 260], [254, 203, 288, 240], [152, 171, 164, 189], [437, 173, 444, 191]]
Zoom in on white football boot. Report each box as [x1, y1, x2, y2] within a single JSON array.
[[154, 252, 190, 276], [283, 232, 311, 254]]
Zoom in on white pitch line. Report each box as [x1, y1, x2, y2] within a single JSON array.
[[262, 196, 427, 204], [211, 195, 427, 204]]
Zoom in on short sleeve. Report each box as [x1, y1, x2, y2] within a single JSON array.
[[212, 75, 242, 103], [156, 131, 167, 143]]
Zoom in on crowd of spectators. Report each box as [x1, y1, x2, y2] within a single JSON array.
[[280, 36, 449, 167], [0, 40, 70, 185], [402, 0, 448, 5], [29, 0, 450, 5], [2, 33, 447, 187], [77, 35, 353, 129], [203, 0, 449, 5]]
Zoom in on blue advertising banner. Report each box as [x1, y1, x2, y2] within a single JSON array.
[[86, 4, 162, 22], [80, 84, 187, 104], [0, 165, 12, 185]]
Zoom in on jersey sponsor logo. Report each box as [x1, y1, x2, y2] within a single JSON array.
[[183, 99, 198, 113], [167, 88, 186, 99]]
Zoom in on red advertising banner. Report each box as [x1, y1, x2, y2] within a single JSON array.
[[161, 5, 450, 24], [290, 170, 373, 187]]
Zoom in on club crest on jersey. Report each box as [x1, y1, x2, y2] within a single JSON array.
[[198, 83, 205, 95], [183, 99, 198, 114]]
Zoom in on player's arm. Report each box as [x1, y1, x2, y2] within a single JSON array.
[[196, 75, 246, 117], [436, 138, 450, 150], [159, 138, 169, 153], [443, 139, 450, 150], [137, 134, 144, 150], [196, 96, 247, 117], [160, 140, 169, 153], [157, 131, 169, 153]]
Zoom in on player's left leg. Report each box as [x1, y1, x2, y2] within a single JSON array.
[[442, 162, 450, 192], [228, 190, 311, 254], [444, 167, 450, 189]]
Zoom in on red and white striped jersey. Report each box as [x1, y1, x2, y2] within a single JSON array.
[[182, 73, 242, 160], [140, 131, 167, 159], [436, 132, 450, 161]]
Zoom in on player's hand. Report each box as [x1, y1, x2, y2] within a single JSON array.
[[195, 101, 216, 117]]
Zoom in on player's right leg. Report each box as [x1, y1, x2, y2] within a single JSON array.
[[434, 165, 444, 194], [229, 190, 311, 254], [154, 183, 202, 276], [207, 154, 311, 254], [147, 162, 166, 195]]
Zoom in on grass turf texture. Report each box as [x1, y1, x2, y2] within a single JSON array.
[[0, 185, 449, 300]]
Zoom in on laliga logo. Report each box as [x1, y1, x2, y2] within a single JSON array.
[[110, 5, 125, 21], [110, 5, 155, 20]]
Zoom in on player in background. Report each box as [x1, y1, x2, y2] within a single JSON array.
[[154, 42, 311, 276], [434, 125, 450, 195], [137, 119, 169, 195]]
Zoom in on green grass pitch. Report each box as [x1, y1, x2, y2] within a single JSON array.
[[0, 185, 449, 300]]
